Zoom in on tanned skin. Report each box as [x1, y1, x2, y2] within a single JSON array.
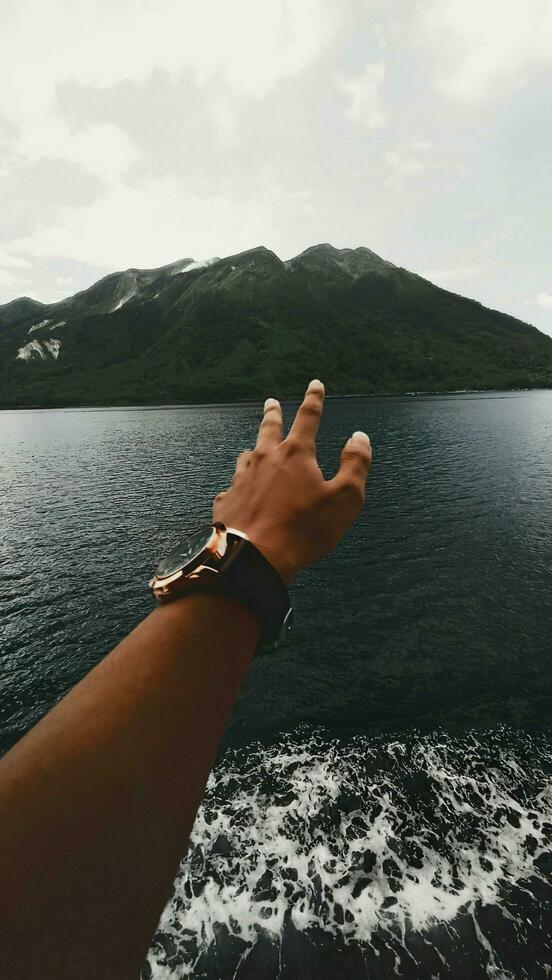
[[0, 379, 372, 979]]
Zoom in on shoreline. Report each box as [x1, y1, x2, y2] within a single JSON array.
[[0, 386, 551, 412]]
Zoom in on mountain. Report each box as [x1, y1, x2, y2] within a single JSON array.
[[0, 244, 551, 407]]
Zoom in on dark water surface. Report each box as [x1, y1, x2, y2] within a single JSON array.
[[1, 392, 552, 978]]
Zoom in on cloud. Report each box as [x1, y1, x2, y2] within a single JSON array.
[[422, 0, 552, 102], [0, 269, 28, 286], [411, 139, 434, 153], [338, 61, 387, 128], [384, 149, 424, 188], [17, 121, 139, 185], [0, 267, 31, 303], [57, 275, 74, 286], [535, 291, 552, 310], [421, 265, 484, 284], [0, 249, 31, 269], [0, 0, 339, 183], [10, 176, 315, 271]]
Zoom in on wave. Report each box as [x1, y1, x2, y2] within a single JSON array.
[[144, 728, 552, 979]]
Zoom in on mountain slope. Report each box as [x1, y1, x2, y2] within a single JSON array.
[[0, 244, 550, 407]]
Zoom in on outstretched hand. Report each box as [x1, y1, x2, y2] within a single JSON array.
[[213, 379, 372, 585]]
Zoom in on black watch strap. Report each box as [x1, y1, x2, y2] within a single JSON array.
[[221, 533, 292, 654]]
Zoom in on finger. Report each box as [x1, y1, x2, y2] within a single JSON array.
[[331, 430, 372, 494], [234, 450, 253, 476], [286, 379, 325, 448], [256, 397, 283, 451]]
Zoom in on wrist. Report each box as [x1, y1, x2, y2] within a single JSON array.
[[247, 541, 299, 587]]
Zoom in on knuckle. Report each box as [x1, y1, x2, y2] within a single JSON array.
[[213, 491, 227, 505], [337, 477, 364, 506], [283, 435, 302, 454], [344, 446, 370, 464], [301, 400, 320, 418]]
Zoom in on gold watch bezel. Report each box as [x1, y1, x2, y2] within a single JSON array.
[[149, 522, 249, 603]]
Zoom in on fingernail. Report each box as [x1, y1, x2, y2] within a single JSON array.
[[351, 430, 371, 445], [308, 378, 324, 391], [264, 397, 278, 410]]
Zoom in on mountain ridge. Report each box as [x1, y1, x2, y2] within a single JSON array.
[[0, 243, 550, 407]]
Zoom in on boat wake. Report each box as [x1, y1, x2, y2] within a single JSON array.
[[144, 728, 552, 979]]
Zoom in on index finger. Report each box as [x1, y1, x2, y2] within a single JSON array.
[[286, 379, 325, 448]]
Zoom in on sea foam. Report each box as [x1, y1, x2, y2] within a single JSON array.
[[145, 728, 552, 978]]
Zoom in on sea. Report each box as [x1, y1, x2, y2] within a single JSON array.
[[1, 391, 551, 979]]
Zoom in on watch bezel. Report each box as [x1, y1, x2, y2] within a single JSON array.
[[150, 523, 229, 598]]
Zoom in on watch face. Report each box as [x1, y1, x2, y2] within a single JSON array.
[[155, 526, 214, 578]]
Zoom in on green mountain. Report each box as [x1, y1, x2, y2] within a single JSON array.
[[1, 244, 550, 407]]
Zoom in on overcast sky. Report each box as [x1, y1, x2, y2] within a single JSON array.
[[1, 0, 551, 335]]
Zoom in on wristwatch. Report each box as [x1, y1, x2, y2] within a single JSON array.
[[149, 522, 293, 655]]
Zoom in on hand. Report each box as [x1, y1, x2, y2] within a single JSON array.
[[212, 380, 372, 585]]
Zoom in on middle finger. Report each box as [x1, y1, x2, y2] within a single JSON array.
[[287, 379, 325, 449]]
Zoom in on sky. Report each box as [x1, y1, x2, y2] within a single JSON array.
[[1, 0, 551, 335]]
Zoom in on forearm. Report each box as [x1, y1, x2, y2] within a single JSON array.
[[0, 592, 259, 980]]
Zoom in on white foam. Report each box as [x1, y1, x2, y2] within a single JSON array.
[[146, 729, 552, 977]]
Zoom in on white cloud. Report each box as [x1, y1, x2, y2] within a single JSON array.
[[0, 269, 27, 286], [338, 61, 386, 128], [0, 249, 31, 269], [0, 267, 31, 303], [535, 291, 552, 310], [384, 149, 423, 188], [0, 0, 339, 183], [411, 139, 434, 153], [57, 275, 74, 286], [422, 0, 552, 101], [372, 140, 435, 190], [421, 265, 484, 284], [206, 99, 241, 151], [17, 120, 139, 184], [10, 176, 314, 271]]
